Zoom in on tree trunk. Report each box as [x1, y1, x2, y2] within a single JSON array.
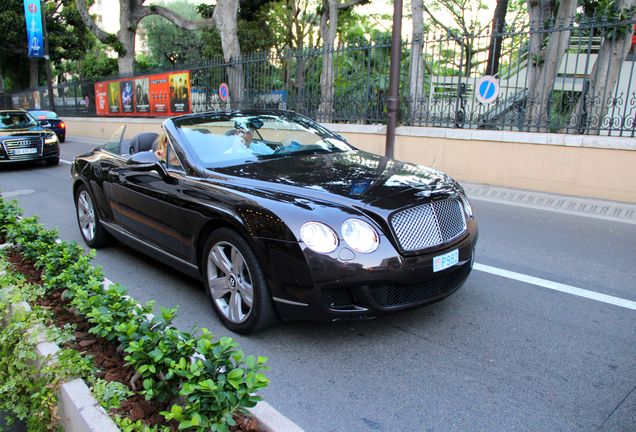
[[526, 0, 554, 107], [117, 0, 136, 75], [526, 0, 576, 132], [567, 2, 636, 135], [214, 0, 243, 108], [409, 0, 427, 125], [117, 31, 135, 75], [318, 0, 338, 122], [30, 59, 39, 89], [485, 0, 509, 76]]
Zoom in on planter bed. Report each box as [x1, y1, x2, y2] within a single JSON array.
[[0, 198, 301, 432]]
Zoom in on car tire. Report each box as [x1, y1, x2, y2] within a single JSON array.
[[203, 228, 277, 334], [45, 157, 59, 166], [59, 135, 65, 143], [75, 185, 110, 248]]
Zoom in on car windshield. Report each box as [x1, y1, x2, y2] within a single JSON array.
[[175, 113, 354, 167], [29, 110, 59, 119], [0, 112, 38, 130]]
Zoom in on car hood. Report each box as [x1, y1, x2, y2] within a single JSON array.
[[0, 126, 46, 138], [210, 150, 461, 212]]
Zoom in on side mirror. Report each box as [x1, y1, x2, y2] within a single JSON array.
[[39, 120, 51, 128], [127, 151, 177, 184]]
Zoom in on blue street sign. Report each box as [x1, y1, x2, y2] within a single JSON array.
[[24, 1, 45, 58], [219, 83, 229, 102], [475, 76, 499, 104]]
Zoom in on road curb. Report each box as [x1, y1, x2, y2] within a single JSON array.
[[248, 401, 304, 432]]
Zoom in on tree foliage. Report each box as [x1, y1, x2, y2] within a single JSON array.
[[0, 0, 92, 91]]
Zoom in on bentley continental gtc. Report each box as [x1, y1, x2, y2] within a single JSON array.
[[71, 111, 477, 333]]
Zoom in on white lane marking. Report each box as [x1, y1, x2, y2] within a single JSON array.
[[0, 189, 36, 198], [469, 195, 636, 226], [474, 262, 636, 311], [60, 159, 72, 165]]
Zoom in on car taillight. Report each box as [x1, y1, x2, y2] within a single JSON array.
[[60, 122, 65, 128]]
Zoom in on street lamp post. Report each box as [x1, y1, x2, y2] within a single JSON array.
[[385, 0, 403, 159], [40, 0, 55, 111]]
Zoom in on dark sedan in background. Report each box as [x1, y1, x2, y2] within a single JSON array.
[[28, 110, 66, 142], [71, 110, 477, 334], [0, 109, 60, 165]]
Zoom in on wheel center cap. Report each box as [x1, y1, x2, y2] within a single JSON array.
[[228, 275, 237, 289]]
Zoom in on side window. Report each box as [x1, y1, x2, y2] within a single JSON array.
[[164, 140, 184, 172]]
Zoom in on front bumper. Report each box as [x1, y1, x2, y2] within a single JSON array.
[[264, 218, 478, 322]]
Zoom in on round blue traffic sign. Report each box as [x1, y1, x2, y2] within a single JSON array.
[[219, 83, 229, 102], [475, 76, 499, 104]]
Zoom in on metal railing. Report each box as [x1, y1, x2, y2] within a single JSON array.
[[2, 15, 635, 136]]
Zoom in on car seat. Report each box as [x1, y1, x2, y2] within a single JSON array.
[[129, 132, 159, 154]]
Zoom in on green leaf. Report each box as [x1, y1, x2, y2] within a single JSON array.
[[197, 379, 218, 391], [191, 412, 202, 426], [227, 368, 244, 390], [245, 355, 256, 369], [178, 420, 192, 430]]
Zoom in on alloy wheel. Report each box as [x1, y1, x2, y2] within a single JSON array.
[[77, 190, 96, 242], [207, 241, 254, 324]]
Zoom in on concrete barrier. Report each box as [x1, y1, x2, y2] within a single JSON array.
[[64, 117, 636, 203]]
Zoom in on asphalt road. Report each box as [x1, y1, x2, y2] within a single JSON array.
[[1, 136, 634, 431]]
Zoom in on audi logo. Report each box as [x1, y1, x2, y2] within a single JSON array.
[[13, 140, 31, 147]]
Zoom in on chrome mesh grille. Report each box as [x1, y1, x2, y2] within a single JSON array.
[[390, 198, 466, 252], [3, 137, 43, 160]]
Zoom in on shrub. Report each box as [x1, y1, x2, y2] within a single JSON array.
[[0, 199, 269, 431]]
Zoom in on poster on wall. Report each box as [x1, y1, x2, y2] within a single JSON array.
[[150, 74, 169, 114], [108, 81, 121, 114], [95, 82, 108, 115], [93, 70, 192, 116], [135, 77, 150, 113], [120, 80, 134, 113], [169, 72, 190, 113]]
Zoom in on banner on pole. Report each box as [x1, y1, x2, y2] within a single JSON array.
[[24, 1, 45, 58]]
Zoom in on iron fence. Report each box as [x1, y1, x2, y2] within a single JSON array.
[[2, 15, 635, 136]]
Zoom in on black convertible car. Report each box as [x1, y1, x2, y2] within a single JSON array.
[[72, 110, 477, 333]]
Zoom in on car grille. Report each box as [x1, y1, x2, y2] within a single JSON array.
[[369, 260, 471, 308], [390, 198, 466, 252], [2, 137, 44, 160]]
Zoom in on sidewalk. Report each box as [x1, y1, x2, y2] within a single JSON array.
[[464, 183, 636, 224]]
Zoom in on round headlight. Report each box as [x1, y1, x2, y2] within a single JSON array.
[[300, 222, 338, 254], [341, 219, 379, 253]]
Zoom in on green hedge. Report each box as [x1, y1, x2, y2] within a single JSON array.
[[0, 198, 269, 432]]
